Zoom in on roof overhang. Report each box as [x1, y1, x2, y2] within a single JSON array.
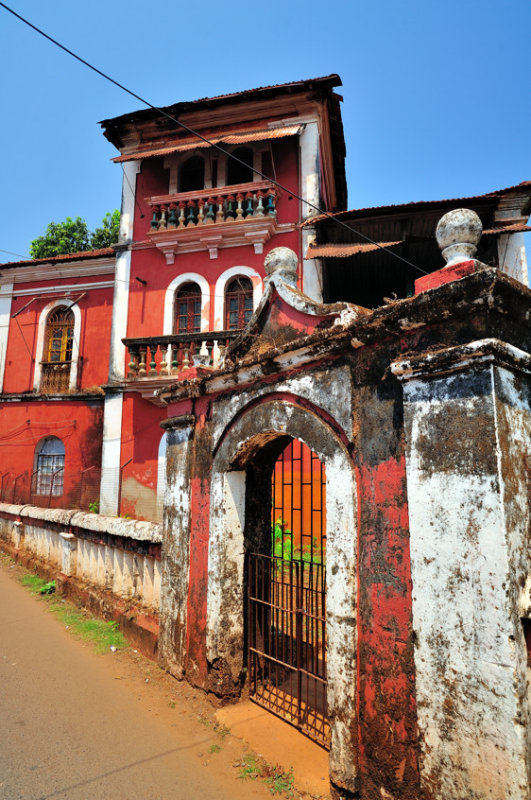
[[112, 124, 302, 163]]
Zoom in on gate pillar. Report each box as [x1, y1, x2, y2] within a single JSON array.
[[393, 341, 531, 800]]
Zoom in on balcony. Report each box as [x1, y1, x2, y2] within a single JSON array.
[[40, 362, 71, 393], [122, 330, 240, 402], [146, 181, 279, 262]]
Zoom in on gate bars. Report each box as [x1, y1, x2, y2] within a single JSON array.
[[247, 440, 329, 748]]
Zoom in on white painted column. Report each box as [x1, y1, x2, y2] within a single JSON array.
[[99, 391, 123, 516], [0, 281, 13, 392], [394, 349, 531, 800], [497, 231, 529, 286], [119, 160, 140, 244], [299, 122, 323, 300], [108, 247, 132, 382]]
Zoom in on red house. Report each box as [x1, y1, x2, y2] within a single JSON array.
[[0, 75, 347, 519]]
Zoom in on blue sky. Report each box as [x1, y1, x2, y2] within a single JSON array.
[[0, 0, 529, 261]]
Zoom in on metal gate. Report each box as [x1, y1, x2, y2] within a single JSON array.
[[248, 439, 329, 748]]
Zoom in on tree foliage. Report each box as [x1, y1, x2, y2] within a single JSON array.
[[90, 210, 121, 250], [30, 210, 120, 259]]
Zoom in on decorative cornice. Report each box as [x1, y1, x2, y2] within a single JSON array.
[[390, 338, 531, 382], [2, 261, 115, 285], [161, 413, 196, 431]]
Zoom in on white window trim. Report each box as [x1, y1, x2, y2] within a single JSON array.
[[213, 266, 262, 331], [34, 299, 82, 391], [163, 272, 210, 335]]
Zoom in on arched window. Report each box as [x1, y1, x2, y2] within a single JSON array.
[[34, 436, 65, 496], [226, 147, 254, 185], [174, 282, 202, 333], [41, 306, 74, 393], [179, 156, 205, 192], [225, 277, 254, 330]]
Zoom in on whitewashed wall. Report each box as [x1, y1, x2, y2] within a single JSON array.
[[0, 503, 162, 611]]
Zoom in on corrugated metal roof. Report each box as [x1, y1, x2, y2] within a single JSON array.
[[302, 181, 531, 227], [0, 248, 115, 269], [113, 125, 302, 163], [306, 241, 403, 258]]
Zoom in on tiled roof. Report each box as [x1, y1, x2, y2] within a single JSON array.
[[0, 248, 115, 269]]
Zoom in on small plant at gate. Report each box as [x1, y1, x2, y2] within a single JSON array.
[[88, 501, 99, 514], [272, 518, 292, 559], [237, 753, 295, 797]]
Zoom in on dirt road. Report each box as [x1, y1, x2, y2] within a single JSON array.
[[0, 561, 278, 800]]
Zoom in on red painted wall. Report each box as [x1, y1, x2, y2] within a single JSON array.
[[0, 399, 103, 508], [118, 392, 167, 521]]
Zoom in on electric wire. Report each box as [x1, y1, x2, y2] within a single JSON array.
[[0, 1, 428, 276]]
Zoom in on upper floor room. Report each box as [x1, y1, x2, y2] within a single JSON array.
[[0, 250, 115, 396], [99, 76, 347, 267]]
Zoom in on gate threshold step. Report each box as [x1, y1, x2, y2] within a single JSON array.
[[216, 700, 329, 796]]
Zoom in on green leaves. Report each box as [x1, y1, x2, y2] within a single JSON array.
[[30, 210, 120, 259]]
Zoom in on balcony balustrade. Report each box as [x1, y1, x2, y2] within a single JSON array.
[[123, 330, 240, 380], [40, 362, 71, 393], [145, 181, 279, 262]]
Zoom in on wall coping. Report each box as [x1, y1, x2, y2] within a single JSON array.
[[0, 502, 162, 544]]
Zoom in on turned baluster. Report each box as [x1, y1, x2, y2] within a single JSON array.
[[171, 344, 179, 374], [160, 344, 169, 376], [182, 348, 190, 370], [255, 191, 265, 217], [178, 202, 186, 228], [127, 346, 139, 378], [206, 197, 216, 224], [215, 196, 224, 223], [225, 194, 236, 221], [168, 203, 177, 229], [148, 344, 158, 375], [266, 190, 276, 217], [245, 192, 254, 217], [150, 206, 160, 229], [211, 340, 221, 368], [187, 200, 197, 226], [158, 205, 168, 230], [197, 200, 205, 225], [236, 193, 244, 220], [138, 346, 147, 377]]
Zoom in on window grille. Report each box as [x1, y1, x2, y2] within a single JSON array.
[[34, 436, 65, 496]]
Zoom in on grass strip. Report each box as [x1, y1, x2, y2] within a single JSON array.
[[19, 570, 127, 654]]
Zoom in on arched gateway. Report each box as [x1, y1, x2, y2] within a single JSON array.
[[207, 398, 358, 784]]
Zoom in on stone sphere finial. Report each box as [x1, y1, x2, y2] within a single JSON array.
[[264, 247, 298, 287], [436, 208, 483, 267]]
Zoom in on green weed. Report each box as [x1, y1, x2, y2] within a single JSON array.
[[238, 752, 295, 797], [40, 580, 56, 595], [208, 743, 222, 754]]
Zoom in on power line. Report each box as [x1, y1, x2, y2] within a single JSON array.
[[0, 1, 428, 276], [0, 247, 30, 260]]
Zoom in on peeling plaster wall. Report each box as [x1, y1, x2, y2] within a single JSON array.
[[401, 364, 531, 800], [158, 422, 194, 679], [211, 365, 353, 449]]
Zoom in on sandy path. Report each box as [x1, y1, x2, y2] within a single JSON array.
[[0, 561, 276, 800]]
